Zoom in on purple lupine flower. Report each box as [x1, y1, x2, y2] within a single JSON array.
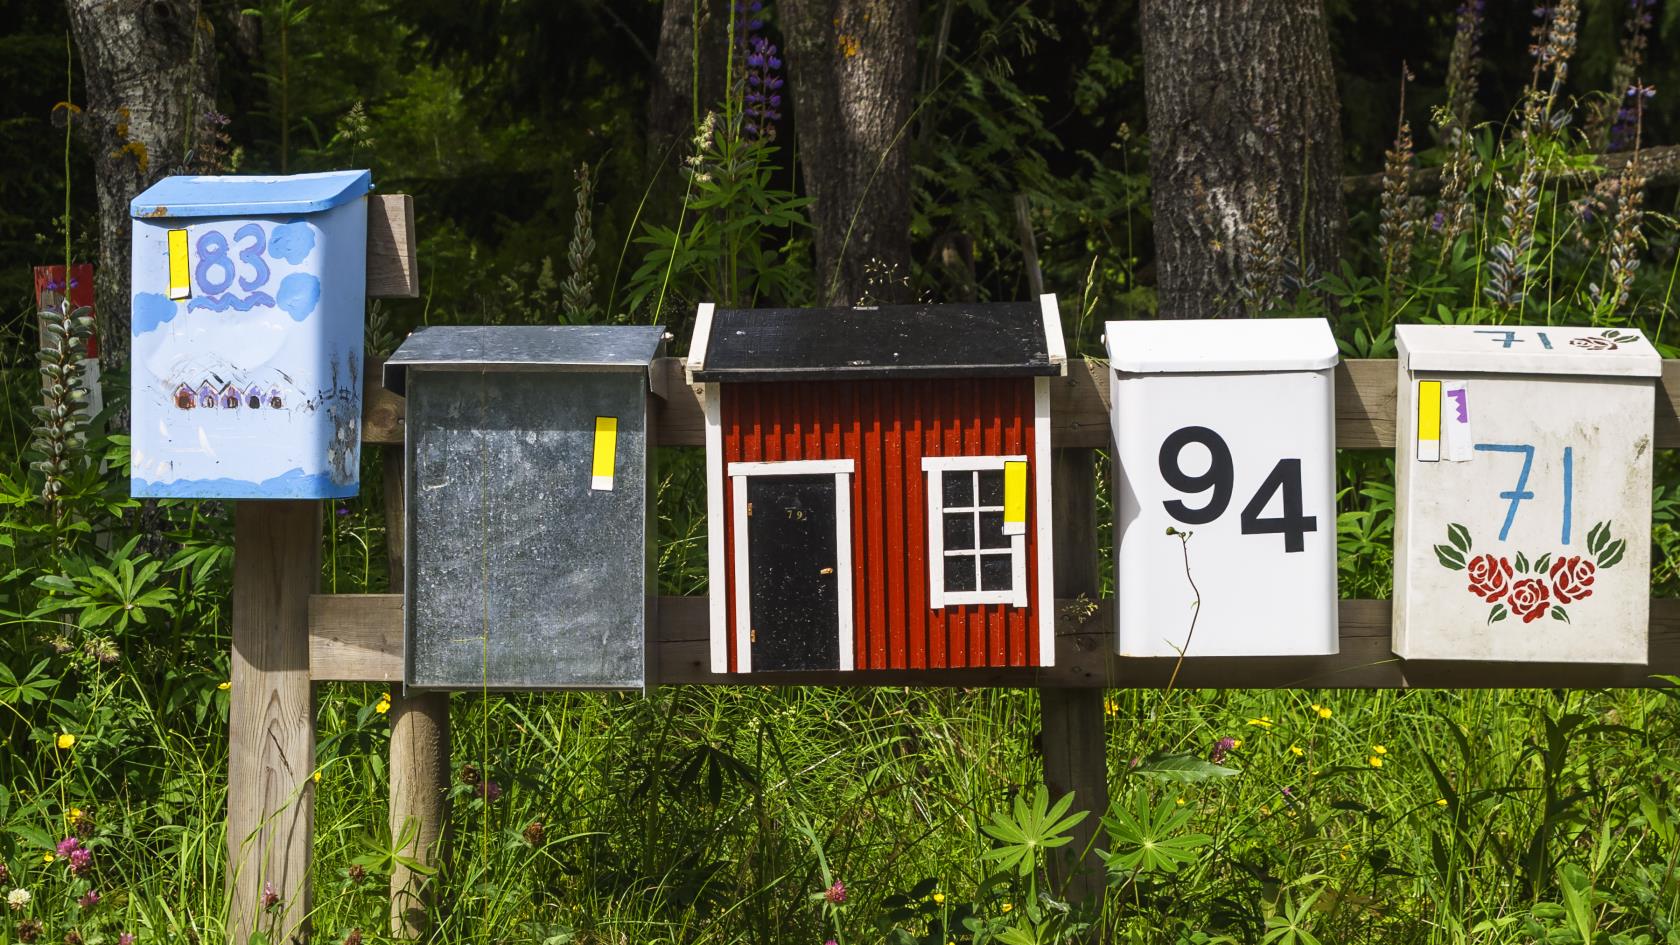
[[1431, 210, 1445, 232], [743, 35, 784, 139]]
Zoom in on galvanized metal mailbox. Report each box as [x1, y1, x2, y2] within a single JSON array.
[[385, 325, 665, 690], [1105, 318, 1339, 657], [129, 170, 373, 498], [690, 297, 1065, 674], [1393, 324, 1659, 663]]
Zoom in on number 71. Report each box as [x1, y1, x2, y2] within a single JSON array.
[[1474, 442, 1574, 544]]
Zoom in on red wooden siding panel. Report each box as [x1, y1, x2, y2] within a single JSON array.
[[720, 378, 1042, 670]]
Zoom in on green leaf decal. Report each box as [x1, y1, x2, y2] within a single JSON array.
[[1552, 606, 1569, 623], [1598, 538, 1626, 569], [1435, 544, 1466, 570], [1489, 603, 1508, 624], [1447, 523, 1471, 554], [1533, 552, 1552, 573], [1515, 551, 1530, 573], [1587, 521, 1608, 556]]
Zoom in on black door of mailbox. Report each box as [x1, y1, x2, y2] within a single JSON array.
[[746, 474, 840, 671]]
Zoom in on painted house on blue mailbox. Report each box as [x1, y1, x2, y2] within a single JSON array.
[[129, 170, 372, 499]]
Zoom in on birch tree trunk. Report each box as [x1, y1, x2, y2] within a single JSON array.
[[1141, 0, 1344, 319], [780, 0, 918, 305], [66, 0, 219, 367]]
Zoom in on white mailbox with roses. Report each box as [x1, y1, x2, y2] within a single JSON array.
[[1392, 324, 1659, 663]]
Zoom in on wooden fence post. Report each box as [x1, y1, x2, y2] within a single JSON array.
[[228, 500, 320, 944], [383, 444, 452, 938], [1040, 447, 1108, 905]]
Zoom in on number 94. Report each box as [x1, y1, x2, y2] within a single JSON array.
[[1157, 426, 1318, 553]]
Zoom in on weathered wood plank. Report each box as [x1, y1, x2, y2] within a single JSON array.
[[382, 446, 450, 941], [229, 502, 319, 944], [308, 593, 1680, 688], [1040, 448, 1107, 904], [357, 357, 1680, 451], [367, 194, 419, 299]]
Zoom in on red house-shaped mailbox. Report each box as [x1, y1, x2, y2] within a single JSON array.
[[689, 298, 1066, 673]]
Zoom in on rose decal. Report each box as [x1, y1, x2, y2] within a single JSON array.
[[1548, 555, 1595, 603], [1506, 578, 1551, 623], [1433, 520, 1623, 625], [1569, 335, 1617, 351], [1465, 554, 1513, 601]]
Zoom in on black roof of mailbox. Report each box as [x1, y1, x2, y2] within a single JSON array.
[[688, 300, 1065, 381], [383, 324, 666, 395]]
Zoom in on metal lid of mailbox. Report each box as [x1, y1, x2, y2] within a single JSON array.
[[1396, 324, 1660, 377], [690, 297, 1066, 381], [1102, 317, 1338, 373], [382, 324, 667, 395], [130, 169, 373, 218]]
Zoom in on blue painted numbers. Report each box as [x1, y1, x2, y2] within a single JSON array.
[[1474, 329, 1554, 349], [184, 221, 318, 317], [1474, 442, 1576, 543]]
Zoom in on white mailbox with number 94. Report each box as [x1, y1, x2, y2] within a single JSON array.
[[1105, 319, 1339, 657], [1393, 324, 1659, 663]]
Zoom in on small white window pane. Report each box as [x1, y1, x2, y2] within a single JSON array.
[[943, 470, 973, 507], [945, 556, 978, 592], [944, 513, 974, 550], [980, 554, 1013, 591]]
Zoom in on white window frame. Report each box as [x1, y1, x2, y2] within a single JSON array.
[[922, 455, 1029, 608], [726, 458, 855, 673]]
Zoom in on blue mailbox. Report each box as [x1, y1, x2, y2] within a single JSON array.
[[128, 170, 373, 498]]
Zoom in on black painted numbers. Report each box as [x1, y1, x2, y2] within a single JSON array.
[[1157, 426, 1317, 553]]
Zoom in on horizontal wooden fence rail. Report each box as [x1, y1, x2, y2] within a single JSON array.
[[322, 354, 1680, 690], [361, 357, 1680, 451]]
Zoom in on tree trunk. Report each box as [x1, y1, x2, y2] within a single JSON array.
[[780, 0, 918, 305], [66, 0, 219, 368], [648, 0, 729, 167], [1141, 0, 1343, 319]]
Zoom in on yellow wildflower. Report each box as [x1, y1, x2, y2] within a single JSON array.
[[1289, 745, 1304, 757], [1436, 798, 1449, 807], [932, 892, 945, 904], [1175, 796, 1186, 806], [1312, 704, 1332, 719], [68, 808, 82, 820], [1231, 738, 1242, 749], [1001, 903, 1013, 913], [42, 853, 54, 863], [1247, 716, 1273, 729], [218, 681, 231, 691], [1103, 697, 1119, 717], [1260, 805, 1272, 816], [375, 697, 392, 715], [55, 733, 75, 750], [1369, 755, 1384, 768], [312, 770, 322, 784], [1373, 744, 1387, 755]]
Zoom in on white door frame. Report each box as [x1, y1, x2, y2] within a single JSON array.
[[727, 459, 855, 673]]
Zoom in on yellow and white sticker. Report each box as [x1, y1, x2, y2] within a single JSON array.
[[1002, 460, 1028, 535], [591, 416, 617, 491], [167, 228, 191, 300], [1416, 380, 1441, 463]]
